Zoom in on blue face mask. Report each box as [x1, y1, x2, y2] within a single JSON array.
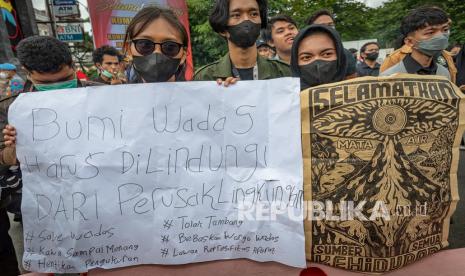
[[34, 78, 78, 92]]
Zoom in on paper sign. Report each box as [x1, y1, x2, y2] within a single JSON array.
[[9, 79, 305, 273], [301, 74, 465, 273]]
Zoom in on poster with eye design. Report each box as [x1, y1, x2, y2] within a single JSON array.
[[301, 74, 465, 274]]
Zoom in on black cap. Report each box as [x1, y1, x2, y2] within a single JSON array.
[[256, 39, 270, 48]]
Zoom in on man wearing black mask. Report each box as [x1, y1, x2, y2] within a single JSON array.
[[194, 0, 290, 83], [357, 42, 381, 77]]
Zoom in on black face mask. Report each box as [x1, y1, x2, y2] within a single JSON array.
[[133, 53, 181, 83], [299, 60, 338, 89], [365, 52, 379, 61], [227, 20, 261, 49]]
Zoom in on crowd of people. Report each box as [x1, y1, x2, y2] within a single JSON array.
[[0, 0, 464, 275]]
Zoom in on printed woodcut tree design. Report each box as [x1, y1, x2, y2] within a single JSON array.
[[311, 97, 457, 258]]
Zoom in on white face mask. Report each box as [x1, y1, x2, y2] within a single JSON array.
[[0, 72, 9, 79]]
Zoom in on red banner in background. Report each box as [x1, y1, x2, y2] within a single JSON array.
[[87, 0, 193, 80]]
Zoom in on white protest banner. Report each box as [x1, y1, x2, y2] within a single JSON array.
[[9, 79, 305, 273]]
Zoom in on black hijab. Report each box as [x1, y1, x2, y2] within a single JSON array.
[[290, 25, 347, 90]]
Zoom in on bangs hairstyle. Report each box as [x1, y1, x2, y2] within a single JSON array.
[[123, 6, 188, 53], [209, 0, 268, 34], [400, 6, 449, 36]]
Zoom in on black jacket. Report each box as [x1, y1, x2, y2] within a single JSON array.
[[0, 95, 21, 209], [456, 44, 465, 87]]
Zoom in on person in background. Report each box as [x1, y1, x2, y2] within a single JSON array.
[[120, 55, 131, 80], [305, 9, 336, 28], [448, 43, 461, 58], [0, 158, 21, 276], [290, 24, 347, 90], [380, 6, 451, 80], [92, 45, 126, 85], [380, 6, 456, 83], [256, 39, 273, 59], [448, 42, 462, 64], [195, 0, 290, 84], [123, 6, 189, 84], [260, 28, 276, 58], [305, 9, 357, 78], [267, 14, 299, 64], [349, 48, 358, 61], [0, 63, 24, 97], [357, 42, 381, 77], [456, 43, 465, 91]]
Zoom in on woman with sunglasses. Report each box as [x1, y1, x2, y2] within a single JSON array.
[[124, 6, 188, 83]]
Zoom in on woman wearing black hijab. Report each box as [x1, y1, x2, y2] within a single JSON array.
[[290, 24, 347, 90]]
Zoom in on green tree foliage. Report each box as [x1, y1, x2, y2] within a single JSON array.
[[187, 0, 227, 68], [187, 0, 465, 68], [372, 0, 465, 48]]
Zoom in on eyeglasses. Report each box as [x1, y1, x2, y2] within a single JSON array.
[[132, 39, 183, 57]]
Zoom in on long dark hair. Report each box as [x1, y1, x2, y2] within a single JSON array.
[[209, 0, 268, 33], [124, 6, 188, 81]]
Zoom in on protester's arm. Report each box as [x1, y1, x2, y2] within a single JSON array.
[[1, 125, 17, 165], [0, 147, 16, 165], [0, 96, 17, 165]]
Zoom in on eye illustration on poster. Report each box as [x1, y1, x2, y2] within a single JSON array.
[[0, 0, 23, 51], [302, 75, 465, 273]]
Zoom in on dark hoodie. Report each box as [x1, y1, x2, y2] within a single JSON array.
[[290, 25, 347, 90], [456, 44, 465, 87]]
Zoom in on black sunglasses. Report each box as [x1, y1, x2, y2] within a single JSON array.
[[132, 39, 183, 58]]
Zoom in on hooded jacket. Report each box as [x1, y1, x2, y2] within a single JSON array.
[[290, 24, 347, 90]]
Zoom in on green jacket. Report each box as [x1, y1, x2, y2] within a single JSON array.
[[194, 54, 291, 81]]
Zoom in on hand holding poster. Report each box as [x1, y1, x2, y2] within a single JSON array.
[[9, 79, 305, 273], [301, 74, 465, 274]]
